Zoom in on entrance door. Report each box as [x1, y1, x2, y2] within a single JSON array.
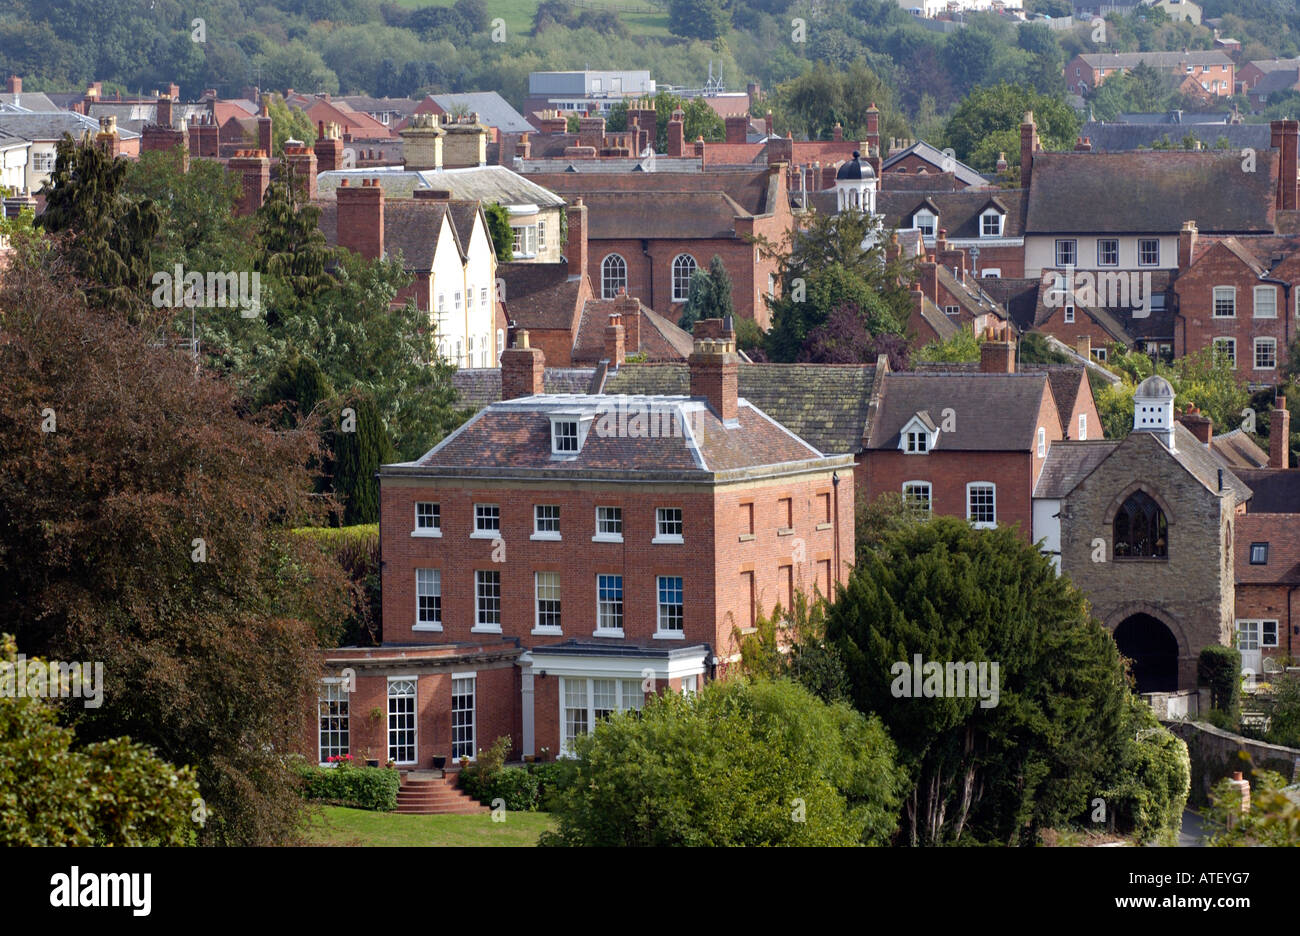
[[1236, 621, 1262, 686], [387, 678, 417, 765], [1113, 613, 1179, 692]]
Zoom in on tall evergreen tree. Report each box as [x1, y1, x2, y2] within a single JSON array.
[[330, 390, 396, 525]]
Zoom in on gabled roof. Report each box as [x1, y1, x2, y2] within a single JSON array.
[[1034, 440, 1121, 498], [902, 410, 939, 434], [1235, 513, 1300, 584], [882, 141, 987, 188], [389, 394, 831, 477], [551, 190, 751, 239], [1158, 424, 1254, 501], [316, 197, 483, 270], [602, 362, 879, 455], [0, 92, 57, 112], [878, 189, 1027, 239], [453, 367, 596, 411], [425, 92, 538, 134], [571, 300, 694, 364], [0, 111, 142, 142], [1025, 151, 1277, 235], [498, 260, 586, 332], [526, 168, 781, 218], [318, 166, 566, 209], [1210, 428, 1269, 469], [1078, 50, 1234, 68], [867, 372, 1052, 451], [1236, 469, 1300, 513], [914, 294, 960, 341]]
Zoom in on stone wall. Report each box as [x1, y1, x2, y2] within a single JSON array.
[[1165, 719, 1300, 806]]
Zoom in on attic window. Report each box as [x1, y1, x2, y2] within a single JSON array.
[[980, 210, 1003, 238], [1250, 543, 1268, 565], [550, 414, 592, 456], [906, 430, 929, 454], [914, 210, 936, 239]]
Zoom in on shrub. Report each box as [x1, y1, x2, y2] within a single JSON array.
[[1198, 645, 1241, 726], [529, 760, 578, 810], [485, 766, 540, 811], [297, 761, 399, 811], [458, 734, 511, 803], [1098, 696, 1190, 844]]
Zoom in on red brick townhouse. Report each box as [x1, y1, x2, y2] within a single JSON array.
[[1173, 222, 1300, 385], [1064, 51, 1235, 98], [309, 332, 854, 766], [520, 166, 794, 328], [862, 331, 1099, 541]]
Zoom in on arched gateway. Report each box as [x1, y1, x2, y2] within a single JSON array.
[[1112, 613, 1180, 693]]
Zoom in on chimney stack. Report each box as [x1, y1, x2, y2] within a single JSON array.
[[400, 113, 445, 171], [257, 100, 273, 158], [335, 178, 385, 259], [501, 330, 545, 400], [1271, 397, 1291, 469], [6, 75, 19, 95], [156, 93, 173, 129], [1178, 220, 1199, 268], [667, 110, 685, 157], [1272, 119, 1299, 210], [1179, 406, 1213, 444], [1076, 335, 1091, 360], [566, 198, 588, 282], [604, 312, 626, 369], [94, 115, 121, 158], [284, 145, 318, 201], [315, 120, 343, 173], [1020, 111, 1039, 191], [689, 335, 740, 423], [616, 291, 640, 351], [725, 115, 748, 144], [227, 149, 271, 216], [980, 325, 1015, 374]]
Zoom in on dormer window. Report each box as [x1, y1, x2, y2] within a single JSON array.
[[899, 413, 938, 454], [980, 210, 1003, 238], [914, 210, 936, 239], [550, 415, 592, 456], [907, 430, 929, 453]]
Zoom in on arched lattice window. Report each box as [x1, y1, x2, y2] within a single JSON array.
[[602, 254, 627, 299], [1113, 490, 1168, 559], [671, 254, 697, 303]]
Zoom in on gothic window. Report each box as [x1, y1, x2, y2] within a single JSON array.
[[1113, 491, 1168, 559]]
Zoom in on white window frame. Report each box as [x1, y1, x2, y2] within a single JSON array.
[[1055, 239, 1077, 268], [1254, 285, 1277, 318], [415, 568, 442, 631], [532, 503, 561, 541], [451, 674, 476, 761], [534, 571, 562, 634], [1064, 305, 1075, 323], [1213, 336, 1237, 369], [966, 482, 997, 529], [595, 573, 624, 636], [654, 507, 684, 544], [905, 429, 930, 454], [944, 305, 960, 316], [1037, 426, 1047, 458], [913, 210, 936, 238], [902, 481, 932, 513], [387, 677, 417, 766], [655, 575, 684, 638], [472, 503, 500, 538], [537, 219, 546, 251], [1213, 286, 1236, 318], [671, 254, 697, 303], [980, 210, 1003, 238], [1137, 238, 1160, 267], [473, 569, 502, 633], [1079, 413, 1088, 441], [1097, 239, 1119, 267], [413, 501, 441, 537], [559, 676, 643, 754], [601, 253, 627, 299], [593, 505, 624, 543], [1254, 336, 1276, 370], [318, 679, 350, 765], [551, 418, 580, 454]]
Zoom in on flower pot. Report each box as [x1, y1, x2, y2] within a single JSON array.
[[433, 756, 447, 770]]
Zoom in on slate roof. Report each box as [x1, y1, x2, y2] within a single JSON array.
[[867, 373, 1051, 451], [601, 362, 878, 455], [498, 261, 585, 331], [1250, 68, 1300, 97], [427, 93, 534, 133], [518, 156, 703, 173], [390, 394, 833, 477], [452, 367, 596, 411], [881, 141, 987, 188], [554, 190, 751, 239], [1234, 514, 1300, 585], [980, 277, 1041, 332], [1160, 424, 1254, 501], [916, 295, 959, 340], [1078, 51, 1234, 68], [316, 198, 480, 270], [1237, 469, 1300, 513], [1032, 273, 1178, 345], [878, 189, 1026, 239], [1034, 440, 1121, 498], [0, 111, 141, 142], [1025, 151, 1278, 234], [571, 300, 694, 363], [1078, 121, 1271, 153], [527, 169, 780, 218], [318, 166, 566, 209], [880, 171, 963, 192], [0, 92, 57, 112], [1210, 429, 1270, 469], [339, 96, 422, 118]]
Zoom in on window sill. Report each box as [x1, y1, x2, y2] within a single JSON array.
[[530, 532, 562, 542], [471, 625, 503, 634], [592, 628, 625, 638], [653, 631, 685, 640], [738, 533, 756, 542], [470, 531, 500, 540], [777, 528, 795, 537], [592, 534, 624, 544], [815, 522, 833, 531], [411, 529, 442, 538], [412, 623, 444, 632], [532, 627, 563, 636], [652, 535, 684, 545], [970, 522, 997, 530]]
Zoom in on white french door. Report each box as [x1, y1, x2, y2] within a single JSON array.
[[388, 678, 417, 764]]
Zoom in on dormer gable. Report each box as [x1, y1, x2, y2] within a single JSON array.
[[899, 411, 940, 454]]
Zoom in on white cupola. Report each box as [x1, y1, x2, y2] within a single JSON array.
[[835, 150, 877, 215], [1133, 375, 1176, 450]]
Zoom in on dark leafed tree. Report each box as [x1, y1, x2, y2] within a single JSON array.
[[0, 256, 351, 846], [679, 255, 734, 332], [484, 202, 514, 261], [36, 133, 159, 309], [329, 389, 397, 525], [256, 171, 336, 306]]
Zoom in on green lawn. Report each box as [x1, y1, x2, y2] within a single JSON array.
[[302, 805, 555, 846], [389, 0, 670, 38]]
